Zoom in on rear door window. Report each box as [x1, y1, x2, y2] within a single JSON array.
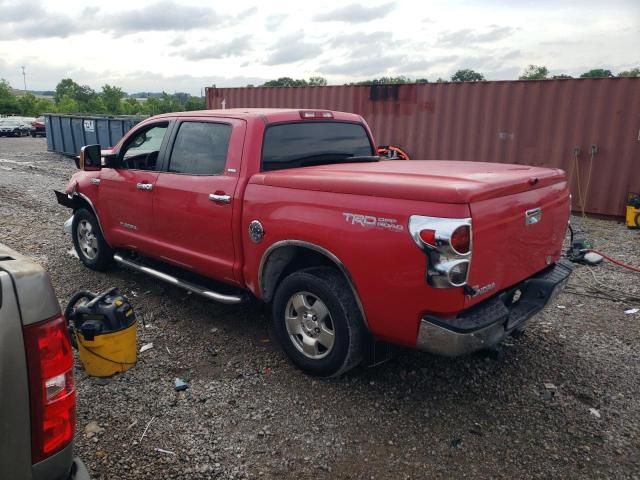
[[262, 122, 373, 171], [167, 122, 232, 175]]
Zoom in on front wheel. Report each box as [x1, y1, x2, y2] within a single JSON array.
[[272, 267, 365, 377], [72, 208, 113, 271]]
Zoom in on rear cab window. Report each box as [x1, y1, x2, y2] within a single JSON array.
[[262, 122, 374, 172], [167, 122, 232, 175]]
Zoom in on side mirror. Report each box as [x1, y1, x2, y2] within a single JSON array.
[[79, 144, 102, 171]]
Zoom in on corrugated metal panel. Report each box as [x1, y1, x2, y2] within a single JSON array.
[[206, 78, 640, 217], [44, 114, 144, 156]]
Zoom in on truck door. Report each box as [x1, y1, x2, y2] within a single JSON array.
[[152, 118, 245, 284], [98, 122, 171, 252]]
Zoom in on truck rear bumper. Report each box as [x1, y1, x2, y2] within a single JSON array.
[[416, 259, 573, 357]]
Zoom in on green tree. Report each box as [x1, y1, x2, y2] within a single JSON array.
[[122, 98, 142, 115], [142, 97, 161, 115], [308, 76, 328, 86], [519, 64, 549, 80], [75, 85, 97, 106], [86, 95, 107, 114], [33, 97, 56, 115], [353, 76, 412, 85], [618, 67, 640, 77], [57, 95, 79, 114], [415, 78, 429, 84], [262, 77, 308, 87], [551, 74, 573, 79], [184, 96, 205, 111], [54, 78, 81, 104], [100, 84, 125, 114], [0, 79, 19, 114], [17, 92, 37, 116], [580, 69, 613, 78], [450, 69, 485, 82]]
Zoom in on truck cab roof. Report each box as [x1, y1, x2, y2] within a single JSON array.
[[151, 108, 364, 124]]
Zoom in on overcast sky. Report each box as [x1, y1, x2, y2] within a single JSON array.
[[0, 0, 638, 95]]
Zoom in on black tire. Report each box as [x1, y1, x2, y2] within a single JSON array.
[[272, 267, 365, 377], [31, 131, 36, 137], [72, 208, 113, 271]]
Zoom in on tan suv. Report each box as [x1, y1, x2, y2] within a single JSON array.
[[0, 244, 90, 479]]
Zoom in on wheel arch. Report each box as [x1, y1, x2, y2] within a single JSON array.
[[71, 193, 108, 243], [258, 240, 369, 329]]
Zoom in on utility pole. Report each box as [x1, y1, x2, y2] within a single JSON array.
[[21, 66, 27, 92]]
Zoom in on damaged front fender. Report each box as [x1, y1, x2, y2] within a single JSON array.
[[54, 189, 79, 210]]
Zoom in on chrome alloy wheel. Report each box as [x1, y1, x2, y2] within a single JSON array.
[[284, 291, 335, 359], [76, 219, 98, 260]]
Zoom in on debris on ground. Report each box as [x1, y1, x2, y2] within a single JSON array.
[[589, 408, 602, 419], [174, 378, 189, 391], [139, 342, 154, 353], [154, 448, 176, 455], [543, 383, 558, 400], [85, 421, 105, 438]]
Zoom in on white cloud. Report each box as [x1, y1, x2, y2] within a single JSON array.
[[313, 2, 396, 23], [0, 0, 637, 94]]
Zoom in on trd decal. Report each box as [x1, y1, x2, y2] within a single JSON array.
[[342, 212, 404, 232]]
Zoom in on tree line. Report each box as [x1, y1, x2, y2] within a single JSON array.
[[255, 66, 640, 86], [1, 65, 637, 116], [0, 77, 205, 116]]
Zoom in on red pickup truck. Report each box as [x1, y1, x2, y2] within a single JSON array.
[[56, 108, 572, 377]]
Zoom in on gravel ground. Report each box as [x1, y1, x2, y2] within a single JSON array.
[[1, 136, 639, 479]]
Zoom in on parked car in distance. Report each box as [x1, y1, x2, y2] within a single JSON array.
[[56, 108, 572, 377], [0, 118, 30, 137], [30, 117, 46, 137], [0, 243, 90, 479]]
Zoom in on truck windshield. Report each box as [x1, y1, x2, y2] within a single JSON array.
[[262, 122, 375, 171]]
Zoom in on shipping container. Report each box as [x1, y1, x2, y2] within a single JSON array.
[[44, 114, 144, 157], [206, 78, 640, 217]]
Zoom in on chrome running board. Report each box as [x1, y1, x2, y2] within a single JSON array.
[[113, 254, 245, 305]]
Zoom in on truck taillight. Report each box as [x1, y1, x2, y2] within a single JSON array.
[[450, 225, 471, 255], [418, 229, 436, 246], [24, 314, 76, 464], [409, 215, 472, 288]]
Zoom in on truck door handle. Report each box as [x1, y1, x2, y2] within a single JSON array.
[[136, 183, 153, 191], [209, 193, 231, 204]]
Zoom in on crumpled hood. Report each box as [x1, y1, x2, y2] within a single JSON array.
[[250, 160, 566, 204]]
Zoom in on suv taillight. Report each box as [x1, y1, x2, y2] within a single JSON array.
[[23, 314, 76, 464], [409, 215, 472, 288]]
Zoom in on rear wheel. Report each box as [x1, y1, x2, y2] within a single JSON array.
[[272, 267, 365, 377], [72, 208, 113, 271]]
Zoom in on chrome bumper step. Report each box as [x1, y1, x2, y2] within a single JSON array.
[[113, 254, 245, 305]]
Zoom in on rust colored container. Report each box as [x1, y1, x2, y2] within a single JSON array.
[[206, 78, 640, 217]]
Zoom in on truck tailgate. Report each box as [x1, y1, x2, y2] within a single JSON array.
[[466, 180, 570, 307]]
